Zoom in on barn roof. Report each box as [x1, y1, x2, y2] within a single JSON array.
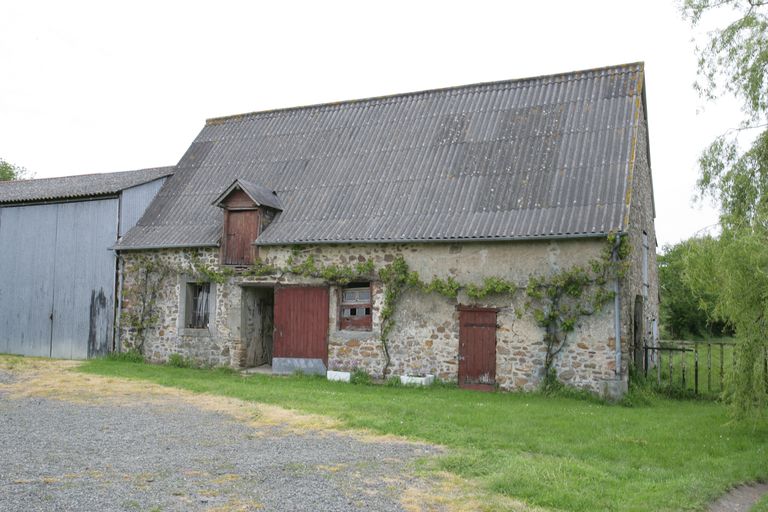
[[0, 167, 174, 205], [118, 62, 649, 250]]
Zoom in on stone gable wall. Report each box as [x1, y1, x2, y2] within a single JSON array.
[[620, 103, 660, 379]]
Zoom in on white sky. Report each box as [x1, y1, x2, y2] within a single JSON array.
[[0, 0, 745, 247]]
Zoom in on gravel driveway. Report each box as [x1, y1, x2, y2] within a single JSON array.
[[0, 362, 441, 512]]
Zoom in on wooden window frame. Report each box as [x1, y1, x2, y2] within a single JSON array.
[[339, 283, 372, 331]]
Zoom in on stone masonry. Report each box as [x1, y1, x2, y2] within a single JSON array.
[[118, 235, 640, 396]]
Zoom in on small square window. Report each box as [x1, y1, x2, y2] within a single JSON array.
[[186, 282, 211, 329], [339, 283, 372, 331]]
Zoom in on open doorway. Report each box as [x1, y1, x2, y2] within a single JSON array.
[[241, 286, 274, 368]]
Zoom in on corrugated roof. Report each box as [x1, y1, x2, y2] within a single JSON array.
[[117, 63, 647, 249], [0, 167, 174, 205]]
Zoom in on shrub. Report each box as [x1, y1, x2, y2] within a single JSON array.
[[385, 376, 403, 387], [105, 349, 144, 363], [166, 353, 195, 368], [350, 368, 373, 385]]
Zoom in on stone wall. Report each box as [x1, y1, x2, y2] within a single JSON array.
[[620, 102, 660, 379], [119, 249, 238, 367], [119, 238, 626, 394]]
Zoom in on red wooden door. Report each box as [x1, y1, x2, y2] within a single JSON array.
[[273, 287, 329, 363], [458, 307, 497, 391], [224, 210, 258, 265]]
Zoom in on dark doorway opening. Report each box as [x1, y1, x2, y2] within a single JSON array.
[[241, 286, 274, 368], [633, 295, 644, 371]]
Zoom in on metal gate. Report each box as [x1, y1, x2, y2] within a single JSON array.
[[0, 199, 117, 358], [272, 286, 329, 375], [458, 306, 498, 391]]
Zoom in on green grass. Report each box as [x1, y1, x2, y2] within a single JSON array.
[[78, 360, 768, 512], [753, 493, 768, 512]]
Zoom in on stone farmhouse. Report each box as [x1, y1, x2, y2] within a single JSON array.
[[112, 62, 658, 397]]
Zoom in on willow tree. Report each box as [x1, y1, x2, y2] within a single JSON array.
[[682, 0, 768, 417]]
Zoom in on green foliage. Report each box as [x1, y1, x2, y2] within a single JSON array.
[[121, 255, 173, 355], [465, 276, 517, 300], [524, 239, 624, 377], [104, 349, 145, 363], [384, 375, 403, 387], [0, 158, 31, 181], [187, 251, 234, 284], [166, 353, 196, 368], [80, 360, 768, 512], [658, 238, 733, 339], [243, 258, 278, 277], [681, 2, 768, 417], [349, 368, 373, 385], [423, 276, 461, 298]]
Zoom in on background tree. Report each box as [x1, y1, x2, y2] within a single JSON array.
[[682, 0, 768, 417], [0, 158, 31, 181], [658, 238, 732, 339]]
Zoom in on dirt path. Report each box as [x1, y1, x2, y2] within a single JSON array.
[[708, 483, 768, 512], [0, 357, 530, 512]]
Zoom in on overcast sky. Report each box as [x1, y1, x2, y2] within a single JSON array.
[[0, 0, 744, 247]]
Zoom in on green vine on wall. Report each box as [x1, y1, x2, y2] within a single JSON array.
[[120, 255, 172, 355]]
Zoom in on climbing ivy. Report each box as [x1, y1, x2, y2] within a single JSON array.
[[120, 255, 172, 355], [525, 232, 630, 384]]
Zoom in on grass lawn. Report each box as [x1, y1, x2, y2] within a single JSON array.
[[78, 360, 768, 512], [753, 494, 768, 512]]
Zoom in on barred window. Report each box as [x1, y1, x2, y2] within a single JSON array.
[[339, 283, 372, 331]]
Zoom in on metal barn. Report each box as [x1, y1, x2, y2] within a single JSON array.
[[0, 167, 172, 358]]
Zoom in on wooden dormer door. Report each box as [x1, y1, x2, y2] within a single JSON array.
[[223, 209, 259, 265]]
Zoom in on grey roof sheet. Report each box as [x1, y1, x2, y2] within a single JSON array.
[[0, 167, 174, 205], [118, 63, 646, 249]]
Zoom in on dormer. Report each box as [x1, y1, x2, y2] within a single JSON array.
[[212, 179, 282, 266]]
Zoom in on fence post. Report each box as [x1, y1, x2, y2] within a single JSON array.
[[657, 348, 662, 386], [644, 345, 649, 378], [707, 343, 712, 393], [682, 349, 687, 390], [669, 349, 674, 389], [720, 343, 724, 391], [694, 344, 699, 395]]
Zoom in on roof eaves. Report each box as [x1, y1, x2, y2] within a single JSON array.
[[254, 232, 615, 247]]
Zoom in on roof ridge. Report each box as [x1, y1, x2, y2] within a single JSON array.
[[206, 62, 644, 125], [0, 166, 174, 187]]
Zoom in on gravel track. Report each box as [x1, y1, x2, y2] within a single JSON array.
[[0, 368, 439, 512]]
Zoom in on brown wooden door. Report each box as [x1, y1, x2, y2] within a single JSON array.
[[224, 210, 258, 265], [273, 287, 329, 363], [458, 307, 497, 390]]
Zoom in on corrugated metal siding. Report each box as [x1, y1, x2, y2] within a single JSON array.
[[117, 63, 645, 249], [119, 177, 167, 236], [0, 199, 118, 358], [0, 205, 58, 356]]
